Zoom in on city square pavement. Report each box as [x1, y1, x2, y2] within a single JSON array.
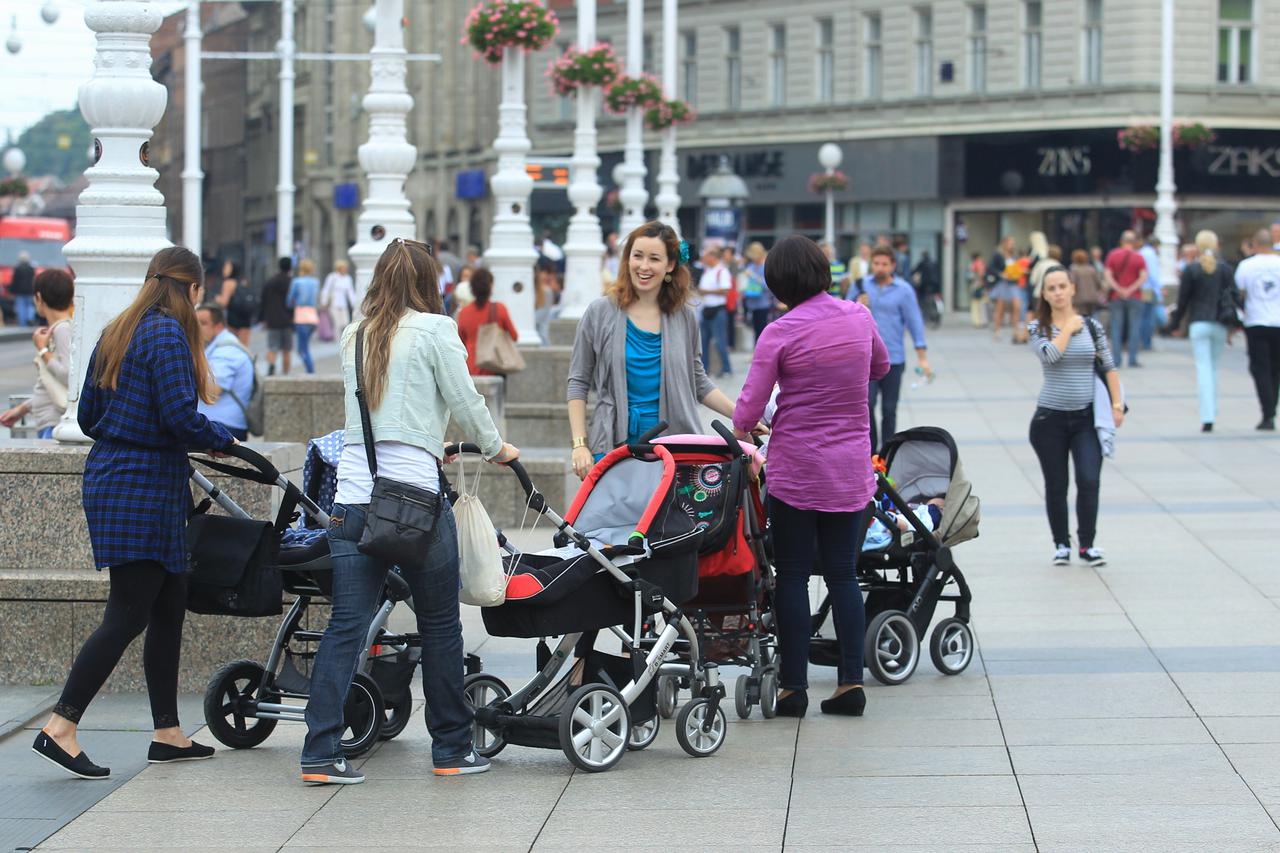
[[7, 319, 1280, 852]]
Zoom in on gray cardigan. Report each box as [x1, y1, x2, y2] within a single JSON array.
[[567, 296, 717, 454]]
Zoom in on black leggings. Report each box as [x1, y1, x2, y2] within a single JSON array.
[[1029, 406, 1102, 549], [54, 561, 188, 729]]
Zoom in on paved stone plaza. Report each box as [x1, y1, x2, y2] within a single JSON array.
[[4, 322, 1280, 852]]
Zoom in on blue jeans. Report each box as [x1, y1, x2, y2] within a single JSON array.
[[301, 501, 472, 768], [867, 363, 905, 452], [1139, 298, 1157, 350], [1189, 321, 1227, 425], [1110, 299, 1143, 366], [700, 306, 731, 376], [37, 426, 54, 439], [15, 295, 36, 327], [768, 495, 870, 690], [295, 324, 316, 373]]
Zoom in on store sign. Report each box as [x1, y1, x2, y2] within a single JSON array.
[[1205, 145, 1280, 178], [686, 150, 784, 182], [704, 207, 742, 242], [1036, 146, 1092, 177]]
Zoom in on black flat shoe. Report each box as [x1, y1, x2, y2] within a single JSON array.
[[1202, 423, 1213, 433], [775, 690, 808, 718], [820, 686, 867, 717], [32, 731, 110, 779], [148, 740, 215, 763]]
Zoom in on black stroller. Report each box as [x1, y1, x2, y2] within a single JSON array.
[[809, 427, 980, 684]]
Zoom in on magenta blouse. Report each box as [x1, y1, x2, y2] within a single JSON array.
[[733, 293, 889, 513]]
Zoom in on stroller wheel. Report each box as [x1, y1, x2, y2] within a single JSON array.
[[759, 670, 779, 719], [463, 673, 511, 759], [734, 675, 753, 720], [340, 673, 384, 758], [929, 618, 975, 675], [656, 675, 679, 720], [559, 684, 630, 772], [865, 610, 921, 686], [204, 660, 279, 749], [379, 693, 414, 741], [675, 698, 727, 758], [627, 715, 660, 751]]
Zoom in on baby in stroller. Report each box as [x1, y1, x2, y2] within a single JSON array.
[[862, 496, 945, 552]]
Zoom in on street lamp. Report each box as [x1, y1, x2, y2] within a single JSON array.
[[818, 142, 843, 248], [617, 0, 648, 237], [559, 0, 606, 321], [1153, 0, 1178, 294]]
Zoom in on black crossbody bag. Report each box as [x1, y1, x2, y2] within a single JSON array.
[[354, 323, 442, 570]]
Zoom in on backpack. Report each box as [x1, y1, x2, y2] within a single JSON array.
[[227, 280, 260, 320], [215, 338, 265, 435]]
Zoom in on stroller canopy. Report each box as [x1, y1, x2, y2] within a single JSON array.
[[882, 427, 980, 547]]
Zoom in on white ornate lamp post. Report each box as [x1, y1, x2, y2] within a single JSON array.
[[347, 0, 416, 306], [55, 0, 170, 443], [818, 142, 842, 249], [181, 0, 202, 256], [275, 0, 296, 260], [653, 0, 680, 233], [617, 0, 648, 238], [1153, 0, 1178, 293], [559, 0, 606, 320], [484, 48, 539, 341]]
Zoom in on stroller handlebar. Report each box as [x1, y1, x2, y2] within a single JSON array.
[[188, 444, 283, 486], [711, 420, 745, 458], [443, 443, 536, 500]]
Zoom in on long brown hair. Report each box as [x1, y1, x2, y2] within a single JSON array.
[[94, 246, 214, 403], [608, 220, 690, 314], [357, 238, 442, 410], [1033, 264, 1072, 334]]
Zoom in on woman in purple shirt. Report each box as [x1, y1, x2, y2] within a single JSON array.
[[734, 236, 890, 718]]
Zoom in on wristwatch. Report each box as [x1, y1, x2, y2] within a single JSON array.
[[37, 347, 50, 359]]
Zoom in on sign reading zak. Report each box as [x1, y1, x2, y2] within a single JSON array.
[[1206, 145, 1280, 178]]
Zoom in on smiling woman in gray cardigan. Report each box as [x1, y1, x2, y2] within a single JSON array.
[[567, 221, 737, 480]]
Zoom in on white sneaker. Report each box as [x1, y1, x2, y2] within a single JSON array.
[[1052, 544, 1071, 566], [1079, 547, 1106, 567]]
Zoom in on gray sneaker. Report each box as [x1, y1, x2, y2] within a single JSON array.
[[301, 758, 365, 785], [434, 750, 491, 777]]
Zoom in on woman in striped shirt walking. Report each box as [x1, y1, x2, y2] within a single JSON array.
[[1028, 266, 1123, 568]]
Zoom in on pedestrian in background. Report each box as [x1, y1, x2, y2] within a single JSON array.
[[260, 257, 294, 376], [1169, 230, 1237, 433], [288, 258, 320, 374], [0, 268, 75, 438], [820, 242, 849, 297], [741, 241, 772, 343], [1069, 249, 1106, 318], [968, 253, 988, 328], [534, 258, 561, 345], [1235, 228, 1280, 431], [1028, 265, 1122, 568], [223, 261, 257, 346], [33, 246, 234, 780], [722, 245, 741, 351], [1139, 234, 1163, 351], [321, 259, 357, 330], [986, 235, 1019, 342], [11, 250, 36, 326], [196, 303, 255, 440], [1104, 230, 1148, 368], [697, 244, 734, 377], [455, 267, 518, 377]]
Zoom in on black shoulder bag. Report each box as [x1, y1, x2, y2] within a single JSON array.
[[1085, 317, 1129, 414], [354, 323, 443, 571]]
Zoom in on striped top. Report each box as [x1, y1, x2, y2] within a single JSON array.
[[1028, 317, 1115, 411]]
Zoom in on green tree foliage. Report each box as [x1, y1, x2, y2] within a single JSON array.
[[14, 109, 92, 182]]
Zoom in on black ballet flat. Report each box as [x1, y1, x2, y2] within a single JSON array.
[[32, 731, 110, 780], [775, 690, 808, 718], [148, 740, 215, 763], [820, 686, 866, 717]]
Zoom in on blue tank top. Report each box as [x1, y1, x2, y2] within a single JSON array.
[[625, 318, 662, 444]]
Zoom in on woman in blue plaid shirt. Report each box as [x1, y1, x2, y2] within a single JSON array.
[[33, 247, 237, 780]]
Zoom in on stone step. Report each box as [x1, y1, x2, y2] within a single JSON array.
[[504, 401, 574, 450], [549, 317, 579, 347], [508, 345, 572, 405]]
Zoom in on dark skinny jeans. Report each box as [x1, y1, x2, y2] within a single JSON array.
[[1245, 325, 1280, 421], [769, 495, 870, 691], [1028, 405, 1102, 550], [55, 561, 187, 729]]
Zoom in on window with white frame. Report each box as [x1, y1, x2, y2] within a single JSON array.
[[1024, 1, 1042, 88], [770, 24, 787, 106], [865, 13, 882, 99], [1082, 0, 1102, 85], [968, 4, 988, 93], [682, 31, 697, 106], [726, 26, 741, 110], [1218, 0, 1254, 83], [915, 7, 933, 96], [817, 18, 835, 103]]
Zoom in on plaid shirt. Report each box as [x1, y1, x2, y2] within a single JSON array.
[[79, 309, 233, 573]]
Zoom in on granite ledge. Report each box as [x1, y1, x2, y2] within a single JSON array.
[[0, 440, 306, 474]]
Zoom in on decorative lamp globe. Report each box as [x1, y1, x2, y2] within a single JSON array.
[[818, 143, 843, 171], [3, 147, 26, 176], [40, 1, 59, 25], [362, 4, 376, 34]]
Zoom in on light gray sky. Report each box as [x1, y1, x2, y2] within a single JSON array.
[[0, 0, 186, 142]]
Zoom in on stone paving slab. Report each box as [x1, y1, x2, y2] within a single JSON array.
[[21, 326, 1280, 851]]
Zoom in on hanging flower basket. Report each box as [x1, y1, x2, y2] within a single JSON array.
[[1173, 122, 1216, 149], [604, 73, 663, 114], [547, 43, 620, 97], [644, 98, 695, 132], [1117, 125, 1159, 153], [462, 0, 559, 65], [808, 171, 849, 194], [0, 177, 28, 198]]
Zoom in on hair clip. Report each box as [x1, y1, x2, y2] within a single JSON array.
[[679, 239, 691, 265]]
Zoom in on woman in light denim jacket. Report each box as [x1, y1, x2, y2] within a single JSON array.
[[300, 238, 519, 785], [287, 259, 321, 373]]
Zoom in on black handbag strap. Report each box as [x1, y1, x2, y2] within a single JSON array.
[[354, 324, 378, 480]]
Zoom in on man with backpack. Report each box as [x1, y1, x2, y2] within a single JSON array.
[[197, 303, 261, 440]]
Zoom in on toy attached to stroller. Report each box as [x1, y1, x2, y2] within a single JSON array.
[[810, 426, 980, 684], [462, 433, 731, 773]]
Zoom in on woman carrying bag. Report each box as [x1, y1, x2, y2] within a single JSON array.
[[300, 238, 519, 785], [455, 267, 520, 376], [33, 247, 235, 779], [1169, 230, 1238, 433]]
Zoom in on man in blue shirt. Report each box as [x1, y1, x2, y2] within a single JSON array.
[[196, 303, 255, 440], [850, 244, 932, 450], [1139, 233, 1162, 351]]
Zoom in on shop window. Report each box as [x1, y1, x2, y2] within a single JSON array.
[[1082, 0, 1103, 85], [968, 4, 987, 93], [793, 204, 825, 232], [682, 31, 697, 106], [746, 205, 777, 232], [725, 26, 741, 110], [770, 25, 787, 107], [1218, 0, 1253, 84], [915, 8, 934, 97], [1023, 2, 1042, 89], [817, 18, 835, 103], [864, 13, 882, 100]]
